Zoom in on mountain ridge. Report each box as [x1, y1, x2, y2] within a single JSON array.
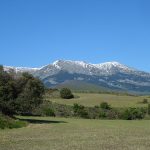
[[3, 60, 150, 94], [3, 60, 144, 73]]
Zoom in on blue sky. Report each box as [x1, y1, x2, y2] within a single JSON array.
[[0, 0, 150, 71]]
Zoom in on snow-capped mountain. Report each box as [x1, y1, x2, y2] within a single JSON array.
[[93, 61, 135, 74], [37, 60, 136, 76], [4, 60, 150, 94], [4, 66, 40, 73]]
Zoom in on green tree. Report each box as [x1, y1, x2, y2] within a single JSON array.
[[16, 73, 45, 114], [60, 88, 74, 99], [100, 102, 111, 110], [0, 66, 17, 115], [73, 103, 88, 118], [0, 67, 45, 116]]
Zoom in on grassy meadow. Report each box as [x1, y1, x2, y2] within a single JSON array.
[[1, 92, 150, 150], [0, 116, 150, 150], [46, 92, 150, 108]]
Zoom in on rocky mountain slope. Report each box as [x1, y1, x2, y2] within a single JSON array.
[[4, 60, 150, 94]]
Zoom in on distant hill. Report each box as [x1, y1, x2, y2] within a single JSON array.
[[54, 80, 110, 92]]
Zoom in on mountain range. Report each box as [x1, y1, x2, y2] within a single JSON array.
[[4, 60, 150, 94]]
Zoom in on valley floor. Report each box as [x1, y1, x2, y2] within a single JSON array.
[[0, 116, 150, 150]]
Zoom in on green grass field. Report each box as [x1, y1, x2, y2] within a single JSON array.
[[0, 116, 150, 150], [47, 93, 149, 108], [1, 93, 150, 150]]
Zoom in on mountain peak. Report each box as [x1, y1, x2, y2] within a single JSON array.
[[95, 61, 124, 66], [93, 61, 135, 74], [4, 60, 137, 75], [52, 60, 90, 69], [3, 59, 150, 94], [53, 59, 87, 64]]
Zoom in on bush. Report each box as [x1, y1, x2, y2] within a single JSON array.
[[100, 102, 111, 110], [87, 107, 100, 119], [148, 104, 150, 115], [106, 109, 120, 119], [121, 108, 146, 120], [32, 100, 73, 117], [73, 103, 89, 118], [60, 88, 74, 99], [99, 110, 107, 118], [0, 114, 27, 129], [43, 108, 55, 116], [142, 99, 148, 104], [0, 66, 45, 116]]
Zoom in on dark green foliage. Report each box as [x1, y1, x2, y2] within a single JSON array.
[[60, 88, 74, 99], [121, 108, 146, 120], [106, 109, 121, 119], [43, 108, 55, 116], [148, 104, 150, 115], [98, 108, 120, 119], [0, 66, 17, 115], [99, 110, 107, 118], [54, 104, 73, 117], [32, 100, 147, 120], [98, 107, 146, 120], [87, 107, 100, 119], [0, 66, 45, 116], [16, 73, 45, 114], [0, 114, 27, 129], [100, 102, 111, 110], [73, 103, 89, 118], [33, 101, 73, 117], [142, 99, 148, 104]]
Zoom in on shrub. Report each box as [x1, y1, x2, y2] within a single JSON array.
[[142, 99, 148, 104], [60, 88, 74, 99], [100, 102, 111, 110], [99, 110, 107, 118], [0, 66, 45, 116], [87, 107, 100, 119], [106, 109, 120, 119], [73, 103, 89, 118], [0, 114, 27, 129], [148, 104, 150, 115], [99, 108, 121, 119], [32, 101, 73, 117], [121, 108, 146, 120], [43, 108, 55, 116]]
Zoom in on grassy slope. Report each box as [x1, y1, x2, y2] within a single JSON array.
[[0, 116, 150, 150], [55, 80, 110, 92], [47, 93, 150, 108]]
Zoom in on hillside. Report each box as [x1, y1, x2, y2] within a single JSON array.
[[54, 80, 110, 92], [46, 92, 149, 108], [4, 60, 150, 94]]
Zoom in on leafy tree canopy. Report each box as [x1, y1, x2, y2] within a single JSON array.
[[60, 88, 74, 99], [0, 66, 45, 116]]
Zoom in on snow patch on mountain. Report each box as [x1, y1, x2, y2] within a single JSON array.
[[3, 60, 150, 93], [93, 61, 136, 74], [4, 66, 40, 73], [3, 59, 150, 77]]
